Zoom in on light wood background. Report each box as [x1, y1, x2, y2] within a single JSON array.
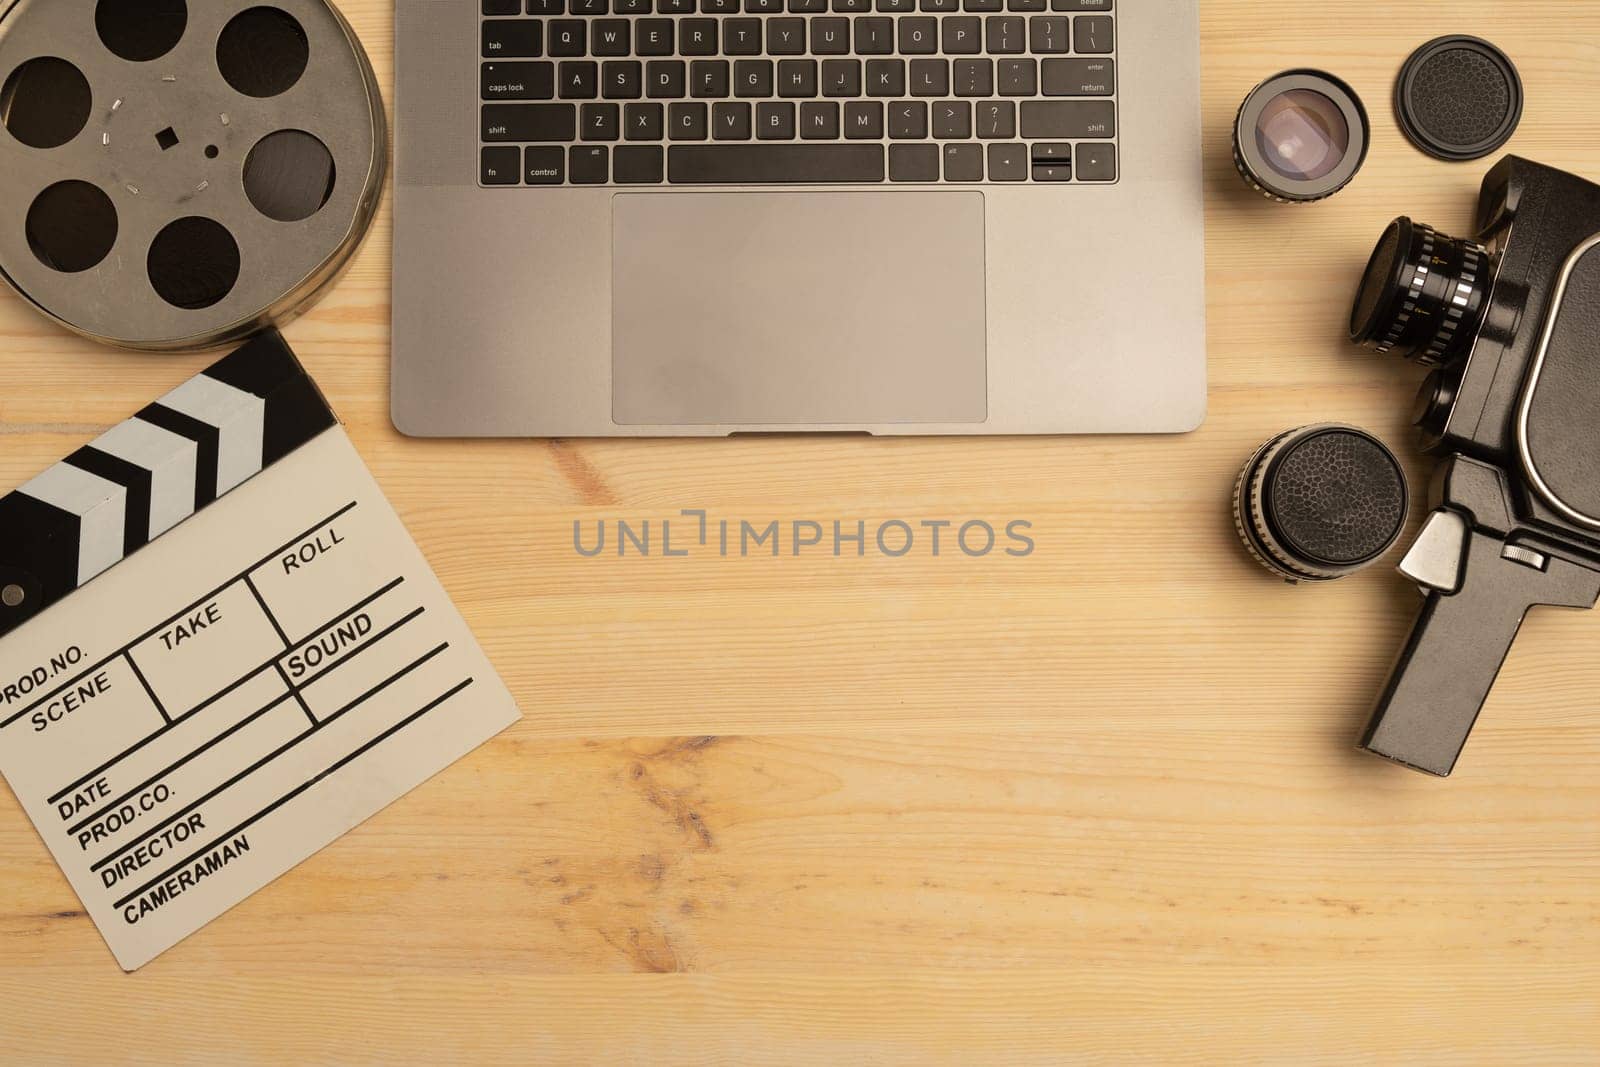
[[2, 1, 1598, 1063]]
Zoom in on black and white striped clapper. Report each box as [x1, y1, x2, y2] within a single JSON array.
[[0, 331, 336, 638]]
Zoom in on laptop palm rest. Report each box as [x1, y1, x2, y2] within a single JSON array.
[[611, 191, 988, 428]]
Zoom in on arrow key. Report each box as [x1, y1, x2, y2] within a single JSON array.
[[986, 141, 1026, 181]]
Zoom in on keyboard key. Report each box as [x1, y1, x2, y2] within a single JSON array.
[[745, 0, 783, 10], [866, 58, 904, 96], [1018, 99, 1114, 138], [932, 100, 970, 138], [1032, 160, 1071, 181], [703, 0, 740, 11], [986, 16, 1025, 53], [1007, 0, 1045, 9], [889, 143, 939, 181], [1028, 15, 1069, 52], [682, 19, 719, 55], [878, 0, 915, 9], [482, 61, 555, 100], [822, 59, 861, 96], [612, 0, 646, 10], [943, 142, 983, 180], [603, 60, 641, 98], [778, 59, 817, 97], [835, 0, 872, 10], [997, 58, 1035, 95], [735, 60, 774, 96], [481, 145, 521, 184], [952, 58, 991, 96], [668, 143, 885, 182], [658, 0, 694, 11], [614, 145, 664, 182], [559, 61, 598, 98], [483, 20, 541, 57], [963, 0, 1002, 10], [713, 101, 753, 139], [670, 102, 708, 139], [790, 0, 826, 9], [548, 21, 585, 56], [941, 16, 981, 54], [570, 0, 607, 13], [529, 0, 563, 10], [898, 17, 937, 53], [484, 0, 520, 14], [692, 60, 730, 97], [909, 59, 947, 96], [524, 145, 565, 183], [974, 99, 1013, 137], [625, 101, 664, 139], [844, 99, 884, 137], [853, 17, 895, 54], [800, 101, 840, 138], [1074, 14, 1114, 52], [570, 145, 609, 183], [812, 18, 850, 54], [768, 19, 807, 54], [591, 20, 630, 55], [636, 19, 674, 55], [757, 101, 796, 138], [920, 0, 958, 9], [582, 101, 620, 139], [985, 142, 1026, 180], [1041, 57, 1114, 95], [888, 100, 926, 138], [1075, 141, 1117, 180], [483, 103, 577, 141], [725, 19, 763, 54], [1054, 0, 1111, 7], [646, 60, 686, 97]]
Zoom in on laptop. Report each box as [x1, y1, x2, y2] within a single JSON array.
[[391, 0, 1205, 436]]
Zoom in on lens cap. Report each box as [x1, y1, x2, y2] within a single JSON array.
[[1396, 36, 1523, 162], [1234, 425, 1409, 583]]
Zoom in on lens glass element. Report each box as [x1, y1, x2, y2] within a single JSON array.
[[1254, 90, 1349, 182]]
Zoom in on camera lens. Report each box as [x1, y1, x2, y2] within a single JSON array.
[[1350, 217, 1492, 366], [1233, 71, 1370, 202]]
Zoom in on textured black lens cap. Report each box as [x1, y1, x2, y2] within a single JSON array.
[[1397, 35, 1523, 162]]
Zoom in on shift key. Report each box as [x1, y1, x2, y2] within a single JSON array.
[[1019, 100, 1114, 139], [482, 103, 577, 142]]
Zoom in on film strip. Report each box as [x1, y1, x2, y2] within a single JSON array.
[[0, 332, 336, 638]]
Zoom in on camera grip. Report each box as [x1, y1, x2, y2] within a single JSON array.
[[1362, 527, 1600, 776]]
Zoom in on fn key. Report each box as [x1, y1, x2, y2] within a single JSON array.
[[482, 146, 521, 185]]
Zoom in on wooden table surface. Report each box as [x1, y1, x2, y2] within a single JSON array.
[[2, 1, 1598, 1062]]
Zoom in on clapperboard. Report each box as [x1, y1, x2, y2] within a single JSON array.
[[0, 333, 519, 970]]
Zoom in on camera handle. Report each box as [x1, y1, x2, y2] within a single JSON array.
[[1362, 513, 1600, 776]]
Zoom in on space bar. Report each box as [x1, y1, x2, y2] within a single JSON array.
[[668, 144, 885, 184]]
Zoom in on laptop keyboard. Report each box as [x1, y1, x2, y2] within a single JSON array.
[[478, 0, 1117, 186]]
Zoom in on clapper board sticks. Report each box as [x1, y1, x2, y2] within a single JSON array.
[[0, 336, 518, 969], [0, 332, 333, 635]]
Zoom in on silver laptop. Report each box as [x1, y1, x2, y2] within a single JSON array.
[[391, 0, 1205, 436]]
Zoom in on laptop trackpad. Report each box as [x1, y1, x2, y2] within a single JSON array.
[[612, 192, 987, 427]]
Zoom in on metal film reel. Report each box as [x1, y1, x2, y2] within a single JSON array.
[[0, 0, 385, 351]]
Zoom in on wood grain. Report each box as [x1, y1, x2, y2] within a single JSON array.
[[2, 1, 1599, 1063]]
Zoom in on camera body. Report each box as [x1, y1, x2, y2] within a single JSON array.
[[1351, 156, 1600, 775]]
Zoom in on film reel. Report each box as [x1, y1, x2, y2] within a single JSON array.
[[0, 0, 385, 351]]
